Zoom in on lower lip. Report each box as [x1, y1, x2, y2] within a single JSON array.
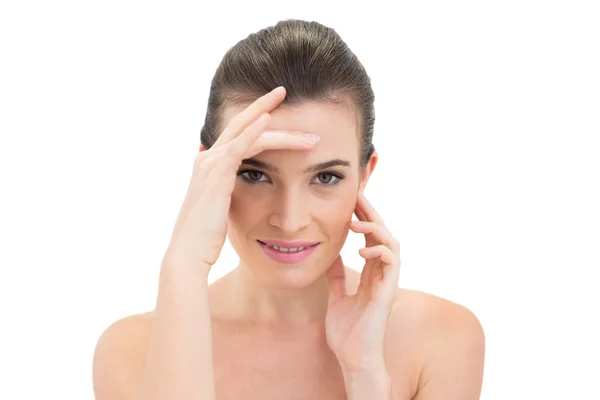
[[258, 241, 320, 264]]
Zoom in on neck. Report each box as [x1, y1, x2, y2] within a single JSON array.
[[230, 261, 331, 331]]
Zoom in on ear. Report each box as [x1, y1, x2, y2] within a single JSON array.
[[358, 149, 378, 194], [199, 144, 207, 152]]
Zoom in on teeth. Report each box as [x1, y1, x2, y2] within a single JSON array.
[[266, 244, 308, 253]]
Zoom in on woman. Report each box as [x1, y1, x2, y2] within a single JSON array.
[[92, 19, 485, 399]]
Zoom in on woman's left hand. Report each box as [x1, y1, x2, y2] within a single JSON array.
[[325, 192, 401, 379]]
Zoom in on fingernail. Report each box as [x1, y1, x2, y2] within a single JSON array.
[[303, 134, 320, 144]]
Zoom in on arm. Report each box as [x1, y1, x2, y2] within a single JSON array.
[[92, 263, 216, 400], [137, 263, 216, 400], [412, 303, 486, 400], [93, 86, 305, 399]]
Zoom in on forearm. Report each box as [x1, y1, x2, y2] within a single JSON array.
[[138, 263, 215, 400]]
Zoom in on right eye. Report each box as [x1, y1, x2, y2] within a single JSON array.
[[238, 169, 270, 184]]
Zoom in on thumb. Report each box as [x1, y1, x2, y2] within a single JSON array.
[[326, 254, 347, 307]]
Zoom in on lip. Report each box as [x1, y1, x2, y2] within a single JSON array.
[[258, 239, 320, 248], [257, 240, 320, 264]]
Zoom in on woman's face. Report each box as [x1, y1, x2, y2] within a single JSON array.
[[222, 100, 376, 288]]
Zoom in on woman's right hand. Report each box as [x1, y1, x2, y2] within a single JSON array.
[[161, 86, 320, 276]]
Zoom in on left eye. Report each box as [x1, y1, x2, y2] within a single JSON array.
[[244, 170, 268, 182], [313, 172, 339, 185]]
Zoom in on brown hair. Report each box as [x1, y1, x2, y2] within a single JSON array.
[[200, 19, 375, 168]]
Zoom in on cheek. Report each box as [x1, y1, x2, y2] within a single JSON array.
[[317, 191, 357, 227], [229, 187, 263, 227], [229, 183, 283, 236], [314, 193, 356, 251]]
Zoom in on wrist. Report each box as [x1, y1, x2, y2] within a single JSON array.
[[159, 259, 211, 286], [342, 367, 392, 400], [161, 244, 214, 278]]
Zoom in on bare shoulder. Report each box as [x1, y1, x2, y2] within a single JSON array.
[[390, 287, 483, 332], [92, 312, 154, 400], [344, 267, 482, 398], [386, 288, 485, 400]]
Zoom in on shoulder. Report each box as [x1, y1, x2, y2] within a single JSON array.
[[92, 312, 153, 400], [386, 288, 485, 399]]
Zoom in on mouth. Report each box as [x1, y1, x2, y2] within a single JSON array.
[[257, 240, 320, 264], [257, 240, 319, 253]]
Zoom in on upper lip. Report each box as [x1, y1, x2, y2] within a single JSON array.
[[258, 239, 320, 248]]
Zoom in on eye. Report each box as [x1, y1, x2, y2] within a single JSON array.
[[238, 169, 269, 183], [312, 171, 344, 186]]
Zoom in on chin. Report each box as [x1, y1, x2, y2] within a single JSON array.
[[250, 246, 328, 289]]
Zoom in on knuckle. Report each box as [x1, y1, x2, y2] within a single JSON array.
[[230, 112, 244, 127], [202, 157, 218, 172], [219, 146, 243, 168], [227, 141, 245, 159], [224, 114, 243, 134], [193, 153, 207, 170], [193, 152, 220, 175]]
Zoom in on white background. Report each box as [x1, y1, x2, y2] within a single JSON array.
[[1, 0, 598, 399]]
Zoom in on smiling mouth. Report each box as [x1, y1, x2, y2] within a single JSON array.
[[257, 240, 319, 253]]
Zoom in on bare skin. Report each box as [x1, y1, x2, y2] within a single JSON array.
[[93, 90, 485, 399], [207, 266, 419, 399], [93, 266, 482, 400]]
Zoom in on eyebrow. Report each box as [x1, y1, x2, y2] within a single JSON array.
[[240, 158, 352, 173]]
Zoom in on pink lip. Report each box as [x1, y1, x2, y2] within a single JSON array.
[[257, 240, 320, 264]]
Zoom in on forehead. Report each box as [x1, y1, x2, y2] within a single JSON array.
[[221, 100, 360, 156]]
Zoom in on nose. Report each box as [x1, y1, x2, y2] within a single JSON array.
[[268, 188, 311, 234]]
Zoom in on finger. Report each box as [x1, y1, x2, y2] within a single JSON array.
[[360, 245, 401, 282], [214, 86, 286, 147], [349, 221, 400, 254], [241, 130, 319, 159], [356, 192, 386, 227], [359, 245, 396, 264], [359, 245, 401, 305], [326, 254, 347, 307], [227, 114, 318, 161], [202, 127, 319, 194], [225, 112, 272, 161]]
